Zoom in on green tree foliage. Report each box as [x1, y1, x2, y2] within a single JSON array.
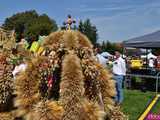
[[25, 14, 57, 38], [101, 41, 123, 54], [78, 19, 98, 45], [152, 49, 160, 55], [3, 10, 58, 41]]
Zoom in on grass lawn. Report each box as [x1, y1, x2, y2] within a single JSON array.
[[152, 97, 160, 114], [121, 89, 160, 120]]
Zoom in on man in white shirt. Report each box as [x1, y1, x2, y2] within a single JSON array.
[[113, 51, 126, 105], [149, 58, 154, 68], [148, 58, 156, 75]]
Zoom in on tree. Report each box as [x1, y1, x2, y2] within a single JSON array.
[[25, 14, 57, 39], [101, 41, 106, 51], [152, 49, 160, 55], [78, 19, 98, 45], [100, 41, 123, 54], [78, 20, 84, 32], [3, 10, 58, 41]]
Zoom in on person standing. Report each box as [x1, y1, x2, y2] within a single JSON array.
[[149, 57, 156, 75], [113, 51, 126, 105], [149, 58, 155, 68]]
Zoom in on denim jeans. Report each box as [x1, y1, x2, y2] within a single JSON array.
[[113, 75, 124, 104]]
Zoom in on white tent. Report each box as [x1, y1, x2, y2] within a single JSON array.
[[101, 52, 113, 58], [140, 52, 157, 59], [147, 52, 157, 59], [140, 55, 146, 59]]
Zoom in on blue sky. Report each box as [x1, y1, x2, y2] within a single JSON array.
[[1, 0, 160, 42]]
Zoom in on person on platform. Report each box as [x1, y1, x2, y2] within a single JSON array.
[[113, 51, 126, 105]]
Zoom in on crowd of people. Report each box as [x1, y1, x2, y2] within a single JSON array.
[[125, 53, 160, 76], [94, 47, 160, 107]]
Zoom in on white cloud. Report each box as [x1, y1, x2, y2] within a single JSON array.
[[86, 1, 160, 42], [75, 5, 134, 13]]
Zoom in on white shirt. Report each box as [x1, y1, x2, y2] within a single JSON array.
[[12, 63, 27, 79], [149, 59, 154, 68], [96, 54, 108, 67], [113, 57, 126, 76]]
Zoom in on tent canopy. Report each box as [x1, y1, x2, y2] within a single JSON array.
[[101, 52, 113, 57], [141, 52, 157, 59], [147, 52, 157, 59], [123, 31, 160, 48]]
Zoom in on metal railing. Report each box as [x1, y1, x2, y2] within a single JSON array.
[[125, 73, 160, 92], [156, 72, 160, 94]]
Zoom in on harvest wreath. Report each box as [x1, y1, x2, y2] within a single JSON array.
[[0, 30, 126, 120]]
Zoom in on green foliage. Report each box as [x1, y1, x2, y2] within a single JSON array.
[[133, 77, 142, 83], [78, 19, 98, 45], [101, 41, 123, 54], [25, 14, 57, 38], [152, 48, 160, 55], [3, 10, 58, 41]]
